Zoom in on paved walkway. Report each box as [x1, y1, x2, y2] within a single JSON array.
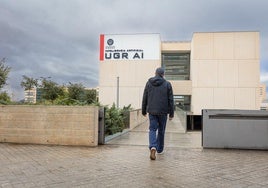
[[106, 113, 201, 149], [0, 114, 268, 188]]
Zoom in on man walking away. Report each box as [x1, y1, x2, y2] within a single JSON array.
[[142, 67, 174, 160]]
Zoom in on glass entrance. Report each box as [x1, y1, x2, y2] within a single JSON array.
[[174, 95, 191, 111]]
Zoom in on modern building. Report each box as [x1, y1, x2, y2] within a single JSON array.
[[24, 88, 42, 103], [260, 84, 267, 110], [260, 83, 266, 102], [24, 88, 37, 103], [99, 31, 261, 128]]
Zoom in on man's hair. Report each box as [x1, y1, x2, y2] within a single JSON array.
[[155, 67, 165, 77]]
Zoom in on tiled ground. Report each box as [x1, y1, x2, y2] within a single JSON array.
[[1, 115, 267, 188], [1, 143, 267, 188]]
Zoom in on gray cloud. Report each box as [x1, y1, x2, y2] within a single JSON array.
[[1, 0, 268, 100]]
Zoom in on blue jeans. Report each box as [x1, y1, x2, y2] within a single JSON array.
[[148, 114, 168, 153]]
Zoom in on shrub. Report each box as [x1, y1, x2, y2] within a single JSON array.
[[0, 92, 11, 104], [104, 104, 132, 135]]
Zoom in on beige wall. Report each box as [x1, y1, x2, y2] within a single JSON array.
[[0, 105, 99, 146], [191, 32, 260, 115], [99, 60, 161, 108], [162, 41, 191, 51], [129, 109, 148, 130], [260, 83, 267, 102], [170, 80, 192, 95]]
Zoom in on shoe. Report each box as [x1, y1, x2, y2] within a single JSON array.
[[150, 147, 156, 160], [157, 150, 164, 155]]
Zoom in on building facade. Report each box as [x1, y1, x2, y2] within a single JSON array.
[[260, 83, 266, 102], [99, 31, 261, 117], [24, 88, 37, 103]]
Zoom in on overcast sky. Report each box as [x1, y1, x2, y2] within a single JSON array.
[[1, 0, 268, 100]]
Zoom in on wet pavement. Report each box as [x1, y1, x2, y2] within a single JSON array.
[[0, 114, 268, 188]]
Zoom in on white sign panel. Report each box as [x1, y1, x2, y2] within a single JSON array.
[[100, 34, 160, 61]]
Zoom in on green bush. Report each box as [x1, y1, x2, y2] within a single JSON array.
[[104, 104, 132, 135], [0, 92, 11, 104]]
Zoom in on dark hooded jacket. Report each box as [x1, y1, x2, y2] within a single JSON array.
[[142, 75, 174, 117]]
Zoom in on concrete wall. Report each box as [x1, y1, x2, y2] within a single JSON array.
[[99, 60, 161, 109], [161, 41, 191, 51], [170, 80, 192, 95], [260, 83, 266, 102], [191, 32, 260, 115], [0, 105, 99, 146], [129, 109, 148, 130], [202, 109, 268, 150]]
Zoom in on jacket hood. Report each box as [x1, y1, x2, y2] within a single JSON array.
[[149, 75, 165, 86]]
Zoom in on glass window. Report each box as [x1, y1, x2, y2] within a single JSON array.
[[174, 95, 191, 111], [162, 53, 190, 80]]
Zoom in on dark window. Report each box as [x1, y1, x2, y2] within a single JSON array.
[[162, 53, 190, 80]]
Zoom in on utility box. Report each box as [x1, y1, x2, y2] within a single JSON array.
[[202, 109, 268, 150]]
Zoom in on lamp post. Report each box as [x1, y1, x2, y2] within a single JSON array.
[[116, 76, 119, 108]]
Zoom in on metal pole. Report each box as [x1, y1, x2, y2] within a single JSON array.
[[117, 76, 119, 108]]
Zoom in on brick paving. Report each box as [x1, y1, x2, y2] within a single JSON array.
[[0, 116, 268, 188]]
